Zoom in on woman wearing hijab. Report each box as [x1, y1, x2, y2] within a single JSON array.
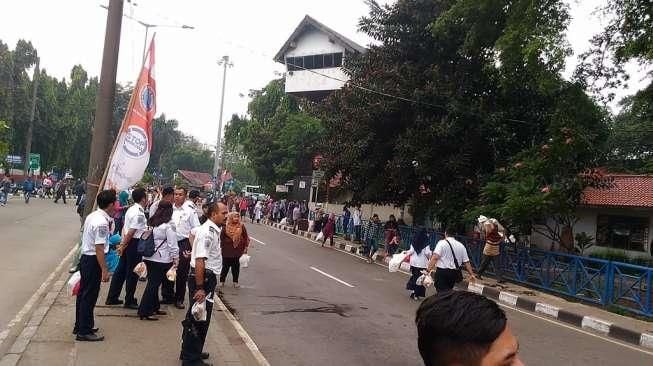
[[113, 190, 130, 234], [321, 213, 336, 247], [403, 228, 432, 301], [220, 212, 250, 288], [384, 215, 400, 256]]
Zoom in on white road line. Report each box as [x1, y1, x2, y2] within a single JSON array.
[[0, 243, 77, 347], [498, 303, 653, 356], [249, 237, 267, 246], [214, 296, 271, 366], [310, 266, 355, 288]]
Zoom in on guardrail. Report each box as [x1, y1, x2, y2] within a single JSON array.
[[303, 211, 653, 317]]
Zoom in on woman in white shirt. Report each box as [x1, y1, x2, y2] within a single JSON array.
[[138, 201, 179, 320], [403, 229, 432, 301]]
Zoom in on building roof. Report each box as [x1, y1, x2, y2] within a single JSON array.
[[274, 15, 367, 63], [177, 170, 212, 188], [581, 174, 653, 208]]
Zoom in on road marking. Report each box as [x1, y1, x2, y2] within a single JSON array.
[[498, 303, 653, 356], [0, 243, 77, 347], [214, 295, 271, 366], [310, 266, 355, 288], [249, 237, 267, 246]]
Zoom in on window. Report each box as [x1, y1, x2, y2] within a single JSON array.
[[286, 53, 344, 71], [303, 54, 314, 69], [334, 52, 343, 67], [324, 53, 334, 68], [596, 215, 649, 252], [314, 54, 324, 69]]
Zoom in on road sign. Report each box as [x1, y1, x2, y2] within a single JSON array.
[[5, 155, 22, 164], [275, 185, 289, 193], [312, 170, 325, 180], [29, 153, 40, 173]]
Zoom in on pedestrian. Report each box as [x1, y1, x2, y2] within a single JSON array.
[[22, 176, 35, 204], [76, 194, 86, 227], [113, 191, 130, 235], [342, 205, 351, 238], [198, 203, 209, 225], [189, 190, 203, 218], [179, 202, 228, 365], [0, 174, 10, 206], [415, 291, 522, 366], [364, 214, 382, 263], [292, 204, 301, 232], [476, 215, 506, 283], [273, 201, 280, 222], [426, 227, 476, 293], [220, 212, 249, 288], [321, 213, 336, 248], [137, 201, 179, 321], [403, 228, 432, 301], [384, 214, 400, 256], [163, 187, 201, 310], [352, 206, 362, 242], [54, 179, 67, 204], [248, 199, 256, 223], [74, 179, 86, 206], [149, 186, 174, 218], [239, 197, 248, 219], [42, 176, 53, 198], [106, 188, 148, 308], [73, 189, 116, 342]]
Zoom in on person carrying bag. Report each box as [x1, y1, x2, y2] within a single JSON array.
[[426, 227, 477, 293]]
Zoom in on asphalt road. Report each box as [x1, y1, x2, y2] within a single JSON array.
[[218, 223, 653, 366], [0, 196, 79, 330]]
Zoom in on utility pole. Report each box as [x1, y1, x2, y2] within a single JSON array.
[[213, 55, 233, 192], [24, 57, 39, 176], [84, 0, 124, 217]]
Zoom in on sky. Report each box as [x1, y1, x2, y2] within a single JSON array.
[[0, 0, 649, 148]]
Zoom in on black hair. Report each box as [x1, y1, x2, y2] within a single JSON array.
[[97, 189, 117, 209], [413, 228, 429, 254], [176, 186, 188, 194], [148, 200, 173, 227], [162, 186, 174, 196], [189, 190, 200, 199], [444, 226, 457, 236], [206, 201, 226, 217], [131, 187, 146, 204], [416, 292, 507, 366]]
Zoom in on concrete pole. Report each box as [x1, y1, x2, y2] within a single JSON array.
[[213, 55, 230, 189], [24, 57, 39, 176]]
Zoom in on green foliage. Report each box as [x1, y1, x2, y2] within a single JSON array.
[[574, 232, 595, 256], [589, 248, 653, 268], [0, 120, 9, 164], [159, 134, 213, 178]]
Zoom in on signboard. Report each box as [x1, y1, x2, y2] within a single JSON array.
[[299, 181, 306, 189], [5, 155, 22, 164], [275, 185, 289, 193], [311, 170, 325, 187], [29, 153, 40, 173]]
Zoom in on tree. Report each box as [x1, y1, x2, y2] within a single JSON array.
[[0, 120, 9, 166]]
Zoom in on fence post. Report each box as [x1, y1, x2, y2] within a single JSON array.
[[604, 261, 614, 307], [646, 268, 652, 316]]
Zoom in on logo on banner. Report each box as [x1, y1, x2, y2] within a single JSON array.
[[140, 85, 155, 112], [123, 126, 148, 158]]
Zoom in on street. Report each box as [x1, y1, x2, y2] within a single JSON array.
[[0, 197, 79, 334], [219, 223, 653, 366]]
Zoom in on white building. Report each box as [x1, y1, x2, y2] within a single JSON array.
[[274, 15, 366, 100]]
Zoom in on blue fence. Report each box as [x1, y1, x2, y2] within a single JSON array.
[[307, 211, 653, 317]]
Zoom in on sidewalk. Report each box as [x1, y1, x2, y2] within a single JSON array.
[[267, 220, 653, 350], [1, 261, 266, 366]]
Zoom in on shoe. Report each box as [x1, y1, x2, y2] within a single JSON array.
[[76, 333, 105, 342], [201, 352, 210, 360], [155, 310, 167, 315], [233, 283, 240, 289], [175, 302, 185, 309], [182, 360, 212, 366], [105, 299, 124, 306], [139, 315, 158, 321], [72, 327, 98, 335], [124, 303, 139, 310]]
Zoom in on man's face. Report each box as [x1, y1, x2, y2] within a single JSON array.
[[211, 203, 229, 226], [174, 189, 186, 205], [163, 193, 174, 203], [106, 201, 116, 217], [480, 325, 522, 366]]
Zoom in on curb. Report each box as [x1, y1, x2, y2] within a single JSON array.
[[264, 220, 653, 351]]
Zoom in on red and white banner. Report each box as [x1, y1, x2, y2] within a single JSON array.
[[104, 38, 156, 191]]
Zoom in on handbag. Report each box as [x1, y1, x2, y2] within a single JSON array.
[[137, 228, 167, 257], [444, 239, 464, 283]]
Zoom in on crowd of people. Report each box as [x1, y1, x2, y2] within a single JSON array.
[[0, 172, 86, 207]]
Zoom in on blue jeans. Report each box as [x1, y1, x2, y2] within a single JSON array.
[[24, 191, 31, 203], [0, 191, 6, 204]]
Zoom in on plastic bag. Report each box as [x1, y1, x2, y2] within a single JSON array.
[[308, 220, 314, 232], [67, 271, 81, 296], [105, 248, 119, 273], [316, 231, 324, 242], [280, 218, 287, 226], [133, 261, 147, 279], [388, 253, 405, 273], [192, 300, 207, 321], [240, 254, 250, 268], [416, 271, 434, 288], [166, 267, 177, 282]]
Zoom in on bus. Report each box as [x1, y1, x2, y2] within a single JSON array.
[[242, 185, 266, 199]]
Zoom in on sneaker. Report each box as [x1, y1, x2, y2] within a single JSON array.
[[76, 333, 105, 342], [234, 283, 240, 289]]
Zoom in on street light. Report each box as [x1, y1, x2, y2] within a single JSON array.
[[213, 56, 233, 193], [99, 4, 194, 62]]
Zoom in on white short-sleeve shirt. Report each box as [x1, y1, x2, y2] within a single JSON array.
[[406, 245, 433, 269], [433, 238, 470, 269], [173, 201, 201, 241], [81, 209, 113, 256], [143, 222, 179, 264], [123, 203, 147, 239], [190, 220, 222, 275]]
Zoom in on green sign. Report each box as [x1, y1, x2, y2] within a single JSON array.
[[29, 153, 40, 172]]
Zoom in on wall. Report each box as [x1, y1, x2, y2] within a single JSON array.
[[530, 207, 653, 258]]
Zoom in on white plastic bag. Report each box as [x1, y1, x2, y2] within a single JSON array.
[[166, 267, 177, 282], [134, 261, 147, 279], [308, 220, 315, 232], [280, 217, 287, 226], [316, 231, 324, 242], [192, 300, 207, 321], [67, 271, 81, 296], [239, 254, 250, 268], [388, 253, 405, 273], [416, 271, 434, 288]]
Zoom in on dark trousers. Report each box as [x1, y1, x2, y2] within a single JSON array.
[[162, 239, 191, 303], [180, 270, 217, 361], [406, 266, 427, 298], [477, 254, 503, 281], [107, 238, 142, 305], [74, 255, 101, 335], [354, 225, 362, 241], [54, 191, 66, 203], [220, 257, 241, 283], [138, 260, 172, 317], [434, 268, 460, 292]]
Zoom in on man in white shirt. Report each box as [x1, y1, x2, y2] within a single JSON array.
[[352, 206, 362, 242], [74, 189, 116, 342], [106, 187, 148, 308], [166, 187, 201, 309], [426, 227, 476, 292], [180, 202, 228, 365]]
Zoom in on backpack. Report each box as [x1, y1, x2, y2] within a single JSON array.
[[137, 228, 167, 257]]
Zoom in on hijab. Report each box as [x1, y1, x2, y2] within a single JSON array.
[[225, 212, 244, 247], [118, 191, 129, 206], [413, 228, 429, 254]]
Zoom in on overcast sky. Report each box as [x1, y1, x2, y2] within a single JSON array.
[[0, 0, 649, 148]]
